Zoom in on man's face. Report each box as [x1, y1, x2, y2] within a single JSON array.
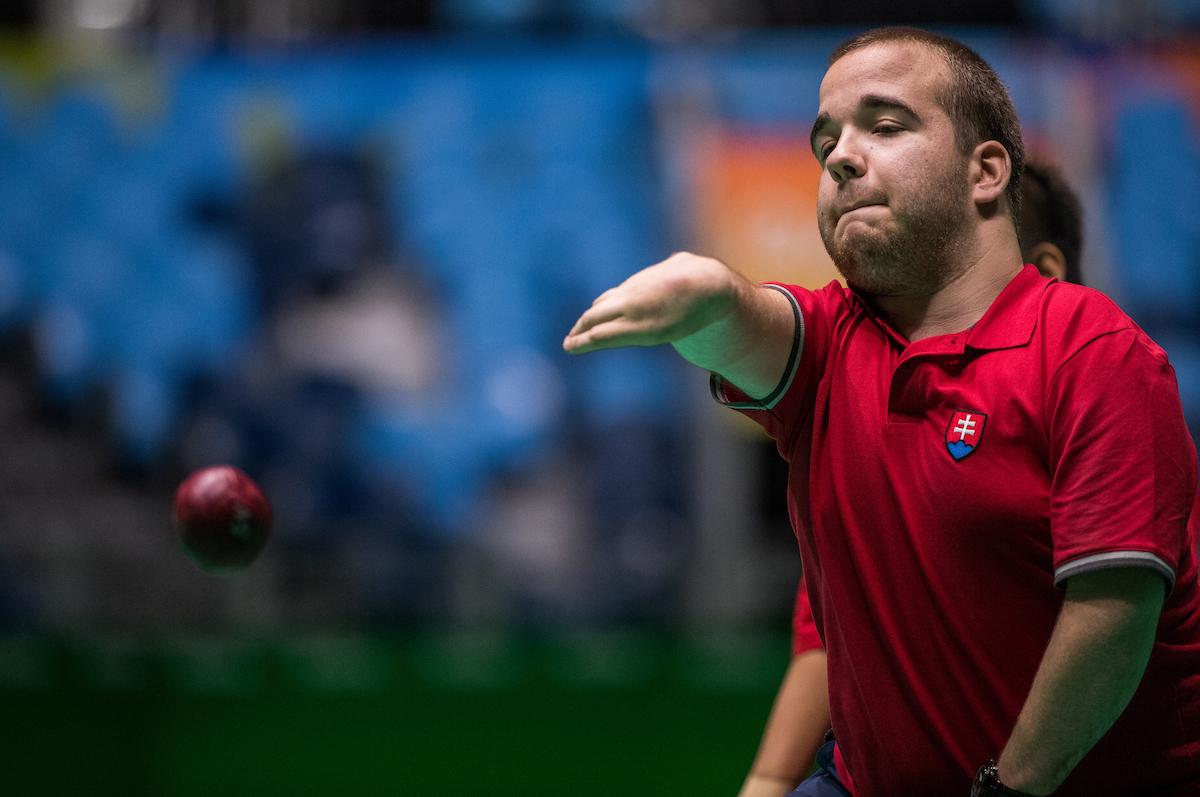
[[812, 42, 974, 296]]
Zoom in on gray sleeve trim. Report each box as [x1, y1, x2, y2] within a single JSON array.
[[709, 284, 803, 411], [1054, 550, 1176, 593]]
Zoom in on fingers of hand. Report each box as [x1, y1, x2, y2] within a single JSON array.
[[567, 301, 624, 340], [563, 318, 645, 354], [565, 276, 674, 353], [591, 287, 617, 307]]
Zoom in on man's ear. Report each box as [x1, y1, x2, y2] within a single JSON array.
[[970, 140, 1011, 208], [1027, 241, 1067, 281]]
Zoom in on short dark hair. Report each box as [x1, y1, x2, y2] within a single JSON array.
[[1018, 155, 1084, 284], [830, 27, 1025, 217]]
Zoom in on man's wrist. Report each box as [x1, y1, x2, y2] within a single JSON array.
[[970, 761, 1040, 797]]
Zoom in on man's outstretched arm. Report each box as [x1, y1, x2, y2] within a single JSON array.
[[562, 252, 796, 400]]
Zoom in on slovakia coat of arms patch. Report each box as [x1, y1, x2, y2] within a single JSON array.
[[945, 410, 987, 462]]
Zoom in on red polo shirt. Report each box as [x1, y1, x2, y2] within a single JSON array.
[[715, 265, 1200, 797]]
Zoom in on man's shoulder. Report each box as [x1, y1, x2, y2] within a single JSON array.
[[767, 279, 858, 323], [768, 279, 852, 301], [1042, 279, 1136, 340], [1040, 279, 1169, 367]]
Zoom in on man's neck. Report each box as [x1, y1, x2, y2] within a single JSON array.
[[872, 232, 1024, 343]]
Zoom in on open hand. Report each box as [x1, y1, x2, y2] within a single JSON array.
[[562, 252, 737, 355]]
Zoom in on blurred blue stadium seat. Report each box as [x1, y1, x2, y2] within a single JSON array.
[[108, 365, 182, 465], [33, 231, 137, 400], [31, 299, 98, 406], [0, 248, 23, 334], [31, 85, 124, 200], [158, 63, 254, 202]]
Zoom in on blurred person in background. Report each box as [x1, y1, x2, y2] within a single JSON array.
[[737, 154, 1089, 797], [1016, 158, 1084, 285], [564, 27, 1200, 797], [181, 146, 454, 623]]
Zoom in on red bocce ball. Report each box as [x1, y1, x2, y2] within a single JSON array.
[[172, 465, 272, 575]]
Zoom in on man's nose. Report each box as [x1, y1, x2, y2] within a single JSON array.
[[826, 140, 865, 184]]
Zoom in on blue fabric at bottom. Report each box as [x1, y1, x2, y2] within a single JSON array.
[[787, 741, 852, 797]]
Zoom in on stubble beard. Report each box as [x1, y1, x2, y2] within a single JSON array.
[[819, 163, 973, 298]]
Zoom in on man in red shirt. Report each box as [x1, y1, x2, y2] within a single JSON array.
[[563, 26, 1200, 797], [738, 156, 1094, 797]]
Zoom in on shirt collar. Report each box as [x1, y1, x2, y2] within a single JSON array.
[[846, 287, 909, 349], [963, 264, 1047, 351]]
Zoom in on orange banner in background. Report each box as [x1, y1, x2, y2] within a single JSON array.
[[691, 129, 841, 289]]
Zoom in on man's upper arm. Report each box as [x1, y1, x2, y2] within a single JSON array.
[[1063, 566, 1167, 621]]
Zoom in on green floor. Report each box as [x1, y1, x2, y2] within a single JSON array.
[[0, 632, 788, 796]]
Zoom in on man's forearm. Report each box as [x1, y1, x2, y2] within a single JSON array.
[[996, 568, 1165, 795], [671, 274, 796, 401]]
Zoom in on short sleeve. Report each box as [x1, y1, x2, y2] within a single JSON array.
[[710, 281, 842, 444], [792, 578, 824, 656], [1048, 329, 1198, 591]]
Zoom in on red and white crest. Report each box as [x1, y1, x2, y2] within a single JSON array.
[[945, 410, 987, 461]]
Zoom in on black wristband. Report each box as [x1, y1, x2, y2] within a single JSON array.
[[970, 761, 1038, 797]]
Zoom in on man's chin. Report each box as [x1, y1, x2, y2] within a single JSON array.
[[836, 223, 890, 253]]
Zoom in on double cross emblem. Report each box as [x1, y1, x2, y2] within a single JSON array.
[[945, 410, 988, 462]]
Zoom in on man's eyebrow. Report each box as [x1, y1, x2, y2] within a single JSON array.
[[809, 95, 923, 155], [861, 94, 922, 122]]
